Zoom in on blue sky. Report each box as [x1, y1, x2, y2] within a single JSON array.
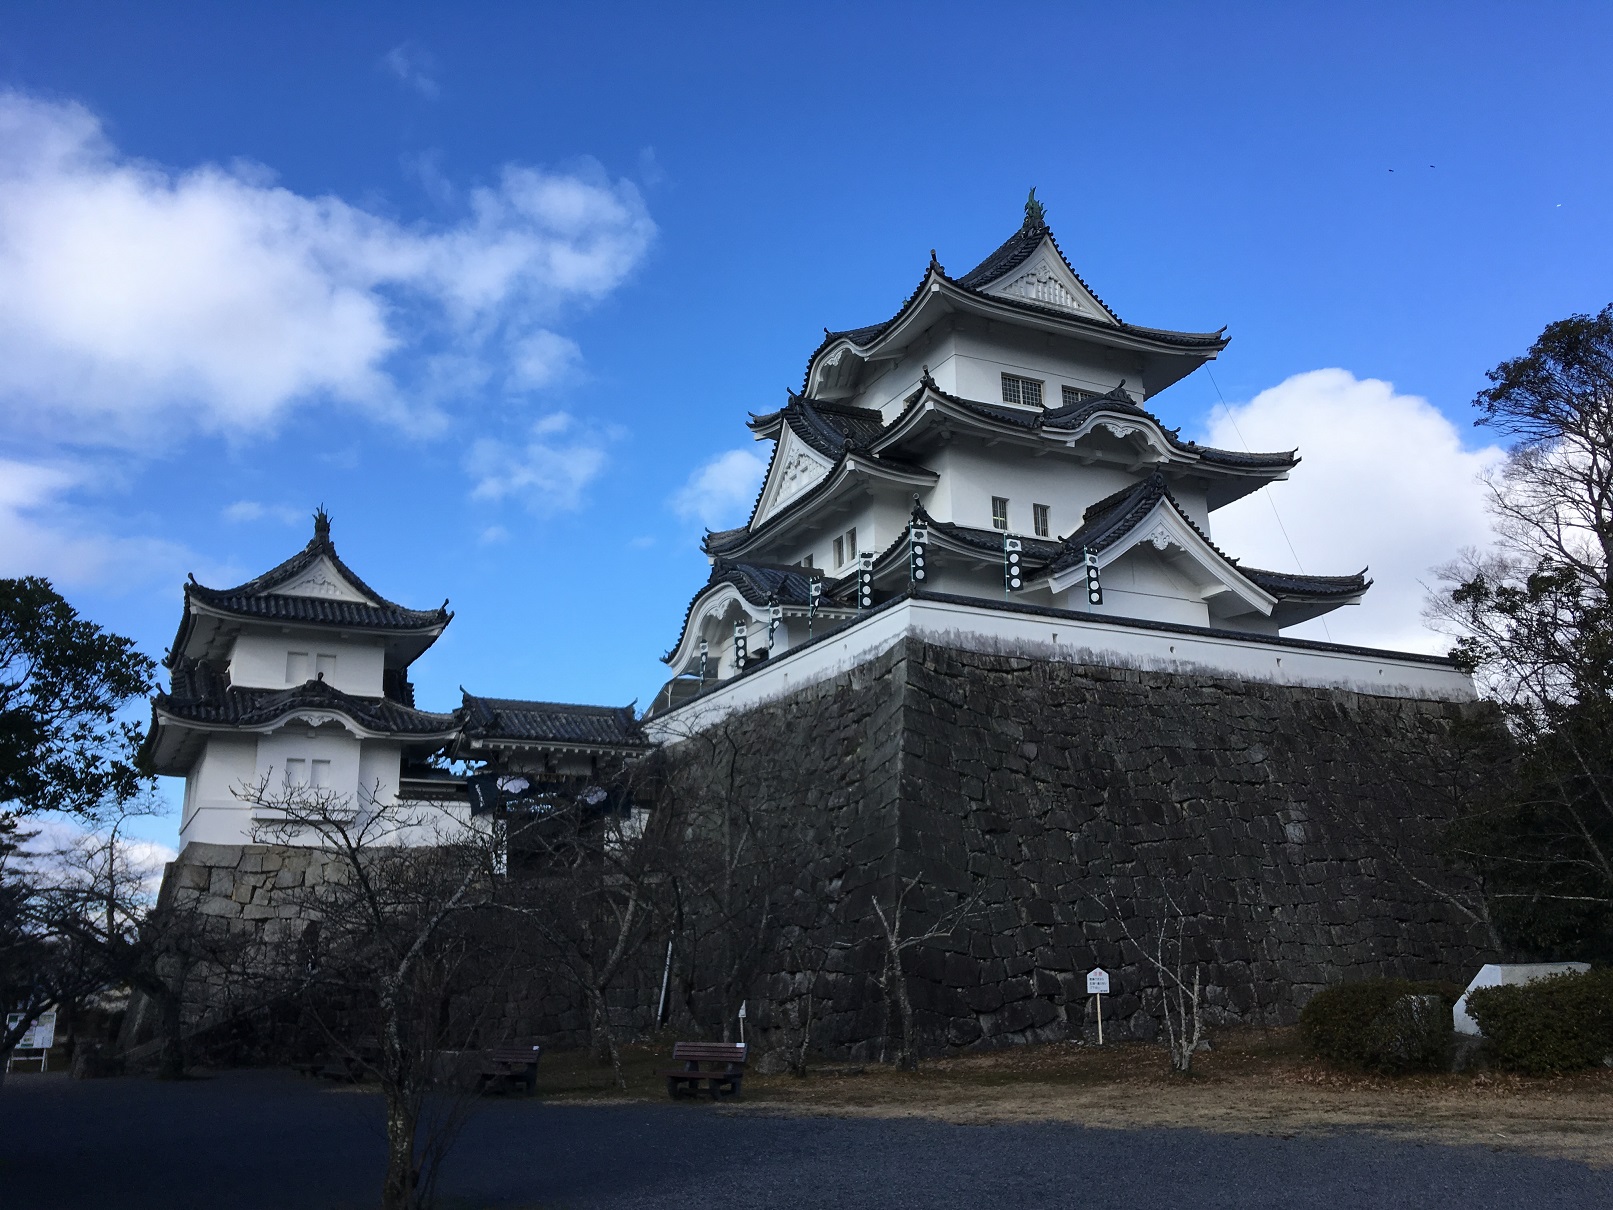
[[3, 3, 1612, 842]]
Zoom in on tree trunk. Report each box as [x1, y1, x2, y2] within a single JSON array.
[[585, 985, 624, 1088], [157, 986, 185, 1080], [381, 1085, 418, 1210], [891, 953, 918, 1072]]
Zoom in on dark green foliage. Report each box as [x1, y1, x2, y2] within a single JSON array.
[[1465, 970, 1613, 1075], [0, 576, 156, 820], [1300, 979, 1461, 1072], [1431, 306, 1613, 962]]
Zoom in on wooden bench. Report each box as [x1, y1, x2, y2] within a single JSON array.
[[477, 1042, 543, 1095], [659, 1041, 747, 1099]]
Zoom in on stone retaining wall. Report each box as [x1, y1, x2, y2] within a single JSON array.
[[151, 636, 1497, 1065]]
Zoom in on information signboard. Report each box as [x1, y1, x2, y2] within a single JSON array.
[[5, 1011, 56, 1072], [1086, 968, 1110, 995]]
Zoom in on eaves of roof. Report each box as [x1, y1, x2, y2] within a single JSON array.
[[702, 446, 936, 561], [662, 558, 849, 666], [801, 224, 1228, 393], [170, 515, 451, 668], [1047, 473, 1368, 604], [459, 693, 648, 748], [152, 658, 458, 739], [873, 378, 1296, 474]]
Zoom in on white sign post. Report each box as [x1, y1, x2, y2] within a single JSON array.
[[1086, 969, 1110, 1045], [737, 999, 747, 1047], [5, 1011, 56, 1073]]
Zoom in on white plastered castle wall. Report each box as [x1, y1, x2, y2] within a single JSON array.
[[647, 595, 1475, 743], [228, 631, 386, 696]]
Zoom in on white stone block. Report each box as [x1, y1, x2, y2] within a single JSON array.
[[1452, 962, 1591, 1036]]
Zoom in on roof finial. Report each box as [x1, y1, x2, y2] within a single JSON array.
[[313, 506, 331, 541], [1023, 187, 1046, 231], [929, 248, 944, 275]]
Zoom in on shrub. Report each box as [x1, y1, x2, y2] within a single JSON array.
[[1300, 979, 1461, 1073], [1464, 969, 1613, 1075]]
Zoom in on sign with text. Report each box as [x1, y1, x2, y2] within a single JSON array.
[[6, 1011, 56, 1051], [1086, 968, 1110, 996]]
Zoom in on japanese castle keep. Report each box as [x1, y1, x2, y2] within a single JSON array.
[[146, 197, 1495, 1059]]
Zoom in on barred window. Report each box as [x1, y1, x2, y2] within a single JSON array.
[[991, 496, 1009, 531], [1033, 503, 1050, 538], [1062, 385, 1099, 407], [833, 527, 857, 567], [1001, 373, 1043, 407]]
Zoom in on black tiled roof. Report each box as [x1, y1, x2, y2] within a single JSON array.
[[1049, 472, 1214, 573], [1241, 567, 1370, 598], [953, 219, 1120, 326], [1047, 474, 1368, 603], [883, 379, 1296, 472], [184, 591, 445, 631], [711, 559, 823, 607], [173, 512, 450, 666], [912, 506, 1062, 561], [663, 559, 837, 664], [155, 658, 458, 737], [459, 694, 647, 748], [803, 217, 1226, 391], [701, 526, 751, 557]]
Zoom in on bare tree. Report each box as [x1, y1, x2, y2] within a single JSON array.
[[497, 779, 669, 1089], [239, 775, 506, 1210], [1100, 889, 1204, 1073], [655, 717, 837, 1050], [870, 873, 981, 1071]]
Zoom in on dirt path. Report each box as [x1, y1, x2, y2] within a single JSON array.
[[539, 1028, 1613, 1167]]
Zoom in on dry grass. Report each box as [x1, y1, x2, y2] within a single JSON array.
[[531, 1028, 1613, 1167]]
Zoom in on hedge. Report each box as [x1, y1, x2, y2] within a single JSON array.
[[1299, 979, 1461, 1073], [1464, 969, 1613, 1075]]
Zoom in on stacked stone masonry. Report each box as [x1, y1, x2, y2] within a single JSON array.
[[154, 637, 1495, 1064]]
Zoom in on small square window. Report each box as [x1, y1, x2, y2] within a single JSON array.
[[1062, 385, 1098, 408], [991, 497, 1009, 531], [846, 527, 857, 560], [801, 554, 814, 569], [283, 758, 307, 788], [315, 653, 337, 681], [1001, 374, 1044, 408], [310, 759, 331, 789], [286, 651, 310, 684], [1033, 503, 1051, 538], [834, 536, 845, 567]]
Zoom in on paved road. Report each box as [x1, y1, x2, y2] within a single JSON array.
[[1, 1069, 1608, 1208]]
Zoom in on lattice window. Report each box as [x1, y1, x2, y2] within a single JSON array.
[[1001, 374, 1043, 408], [991, 497, 1009, 531], [1033, 503, 1050, 538], [1062, 385, 1099, 407]]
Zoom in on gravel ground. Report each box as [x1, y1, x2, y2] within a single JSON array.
[[2, 1069, 1609, 1209]]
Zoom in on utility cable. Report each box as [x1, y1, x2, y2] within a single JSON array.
[[1205, 368, 1333, 643]]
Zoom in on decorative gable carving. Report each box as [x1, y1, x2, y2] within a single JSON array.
[[1000, 260, 1084, 312], [754, 427, 833, 526], [270, 556, 374, 604], [981, 244, 1117, 325]]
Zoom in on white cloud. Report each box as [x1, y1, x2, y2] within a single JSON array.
[[465, 413, 609, 513], [19, 816, 176, 904], [671, 448, 767, 529], [0, 457, 197, 588], [510, 330, 582, 389], [222, 500, 303, 525], [381, 44, 440, 99], [0, 90, 655, 450], [1203, 369, 1504, 653]]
